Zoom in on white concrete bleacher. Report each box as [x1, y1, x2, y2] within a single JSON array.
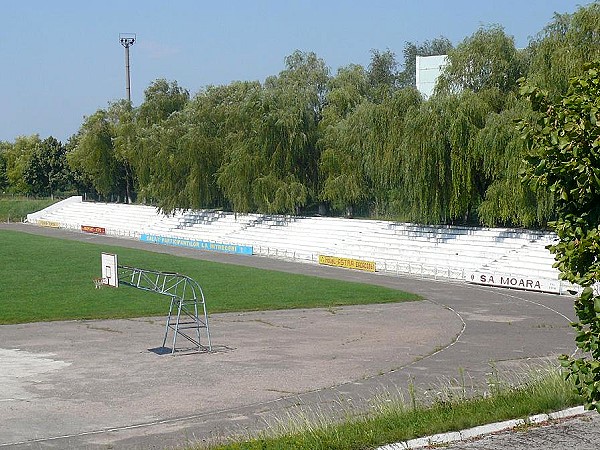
[[27, 196, 175, 238], [26, 196, 568, 294]]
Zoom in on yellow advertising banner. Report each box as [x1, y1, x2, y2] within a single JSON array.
[[37, 220, 60, 228], [318, 255, 376, 272]]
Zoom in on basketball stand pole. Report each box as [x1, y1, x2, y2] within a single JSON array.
[[108, 264, 211, 354]]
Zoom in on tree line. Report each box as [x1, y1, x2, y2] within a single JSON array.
[[2, 2, 600, 227]]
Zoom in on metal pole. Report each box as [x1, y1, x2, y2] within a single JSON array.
[[125, 45, 131, 103], [119, 34, 135, 104]]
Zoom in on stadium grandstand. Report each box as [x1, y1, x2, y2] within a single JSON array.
[[27, 196, 573, 295]]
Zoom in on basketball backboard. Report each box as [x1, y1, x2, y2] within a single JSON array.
[[101, 253, 119, 287]]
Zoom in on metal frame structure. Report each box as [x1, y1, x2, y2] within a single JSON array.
[[117, 265, 211, 354]]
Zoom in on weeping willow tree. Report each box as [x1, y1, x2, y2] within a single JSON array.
[[436, 25, 524, 95], [526, 1, 600, 101], [318, 64, 370, 214], [136, 52, 328, 216], [203, 81, 263, 213], [475, 96, 554, 227], [400, 99, 451, 223], [137, 79, 189, 126], [169, 109, 224, 212], [319, 58, 423, 216], [319, 100, 374, 216], [110, 100, 138, 203], [319, 143, 366, 215], [319, 84, 421, 217], [396, 24, 534, 225], [139, 83, 246, 214], [321, 64, 370, 125], [254, 85, 312, 213], [446, 91, 491, 221], [400, 91, 492, 224], [218, 53, 328, 215], [137, 113, 189, 212], [254, 51, 327, 213], [362, 89, 422, 216], [164, 119, 223, 213]]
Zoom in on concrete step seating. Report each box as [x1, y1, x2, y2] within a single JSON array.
[[480, 244, 561, 280], [163, 212, 264, 242], [27, 196, 559, 287]]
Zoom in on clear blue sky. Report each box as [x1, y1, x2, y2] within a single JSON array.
[[0, 0, 591, 143]]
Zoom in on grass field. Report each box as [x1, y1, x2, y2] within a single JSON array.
[[0, 196, 57, 222], [0, 229, 420, 324]]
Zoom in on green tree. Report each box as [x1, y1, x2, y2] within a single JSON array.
[[476, 98, 554, 227], [367, 49, 399, 101], [319, 101, 371, 216], [140, 92, 225, 214], [4, 135, 41, 194], [320, 59, 425, 217], [110, 100, 138, 203], [250, 51, 328, 213], [128, 79, 191, 206], [22, 136, 72, 198], [436, 25, 523, 95], [213, 81, 265, 213], [137, 78, 189, 126], [519, 61, 600, 412], [321, 64, 369, 125], [527, 2, 600, 101], [318, 64, 369, 215], [0, 141, 10, 192], [68, 110, 124, 200], [400, 91, 491, 224], [64, 133, 96, 196]]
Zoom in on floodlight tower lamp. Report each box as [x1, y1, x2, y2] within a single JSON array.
[[119, 33, 136, 104]]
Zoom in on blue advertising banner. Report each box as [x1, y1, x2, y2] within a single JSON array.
[[140, 234, 253, 255]]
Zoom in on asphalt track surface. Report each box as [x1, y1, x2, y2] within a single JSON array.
[[0, 223, 598, 449]]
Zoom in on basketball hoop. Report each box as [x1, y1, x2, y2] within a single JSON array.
[[94, 252, 212, 354]]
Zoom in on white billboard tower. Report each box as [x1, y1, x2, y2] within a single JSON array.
[[416, 55, 448, 99]]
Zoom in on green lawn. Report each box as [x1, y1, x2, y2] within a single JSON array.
[[0, 229, 420, 324], [0, 196, 57, 222]]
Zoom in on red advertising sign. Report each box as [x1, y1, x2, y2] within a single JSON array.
[[81, 225, 106, 234]]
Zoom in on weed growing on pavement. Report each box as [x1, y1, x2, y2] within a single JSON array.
[[196, 366, 582, 450]]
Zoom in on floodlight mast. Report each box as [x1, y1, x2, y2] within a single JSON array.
[[119, 33, 136, 103]]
